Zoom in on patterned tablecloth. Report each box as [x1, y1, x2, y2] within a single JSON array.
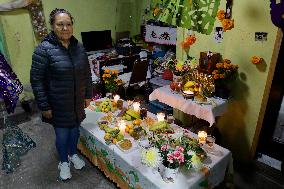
[[149, 86, 228, 126], [78, 109, 233, 189]]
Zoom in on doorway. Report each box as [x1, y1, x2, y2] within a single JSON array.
[[257, 29, 284, 171]]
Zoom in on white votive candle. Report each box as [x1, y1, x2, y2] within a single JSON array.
[[133, 102, 140, 112], [118, 120, 126, 134], [157, 112, 165, 122], [113, 94, 120, 103], [198, 131, 207, 144]]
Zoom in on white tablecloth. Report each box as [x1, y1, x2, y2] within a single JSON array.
[[80, 109, 232, 189], [149, 86, 228, 126]]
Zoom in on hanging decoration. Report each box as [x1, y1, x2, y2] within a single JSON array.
[[270, 0, 284, 28], [250, 56, 263, 65], [0, 0, 48, 40], [217, 10, 234, 32], [26, 0, 48, 40], [0, 52, 23, 114], [147, 0, 221, 35]]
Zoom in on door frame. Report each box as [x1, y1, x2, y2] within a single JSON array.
[[251, 28, 283, 160]]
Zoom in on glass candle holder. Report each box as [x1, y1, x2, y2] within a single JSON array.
[[198, 131, 207, 144], [157, 112, 165, 122]]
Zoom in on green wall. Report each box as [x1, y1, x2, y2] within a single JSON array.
[[176, 0, 279, 160], [0, 0, 144, 91]]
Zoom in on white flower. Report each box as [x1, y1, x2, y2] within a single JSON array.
[[191, 154, 202, 170], [171, 130, 183, 140], [141, 147, 161, 168], [187, 150, 195, 156]]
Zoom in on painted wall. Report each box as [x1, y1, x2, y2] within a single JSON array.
[[176, 1, 279, 161], [0, 0, 144, 92]]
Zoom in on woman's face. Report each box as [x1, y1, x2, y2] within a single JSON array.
[[52, 13, 73, 42]]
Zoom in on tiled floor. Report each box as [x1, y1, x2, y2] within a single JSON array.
[[0, 112, 283, 188]]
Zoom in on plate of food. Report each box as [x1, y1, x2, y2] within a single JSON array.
[[116, 138, 137, 153]]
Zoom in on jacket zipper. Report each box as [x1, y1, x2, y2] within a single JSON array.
[[68, 48, 78, 123]]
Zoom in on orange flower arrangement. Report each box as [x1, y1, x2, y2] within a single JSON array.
[[211, 59, 239, 87], [217, 10, 225, 21], [181, 35, 196, 49], [251, 56, 263, 65], [102, 69, 123, 93], [221, 19, 234, 32]]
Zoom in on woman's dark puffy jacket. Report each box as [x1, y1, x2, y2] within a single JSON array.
[[30, 32, 92, 128]]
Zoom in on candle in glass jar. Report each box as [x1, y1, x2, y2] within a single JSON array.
[[157, 112, 165, 122], [133, 102, 140, 112], [113, 94, 120, 103], [118, 120, 126, 134], [198, 131, 207, 144]]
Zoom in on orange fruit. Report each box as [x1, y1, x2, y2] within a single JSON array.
[[112, 138, 117, 144]]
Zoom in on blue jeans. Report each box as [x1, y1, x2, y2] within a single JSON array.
[[54, 127, 79, 163]]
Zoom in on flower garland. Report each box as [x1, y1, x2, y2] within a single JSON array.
[[217, 10, 234, 32], [181, 35, 196, 49]]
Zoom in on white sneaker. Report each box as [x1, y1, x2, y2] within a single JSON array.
[[69, 154, 85, 170], [58, 162, 71, 180]]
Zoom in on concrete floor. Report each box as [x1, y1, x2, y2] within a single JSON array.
[[0, 113, 283, 189], [0, 114, 117, 189]]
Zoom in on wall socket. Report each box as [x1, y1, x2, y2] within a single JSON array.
[[255, 32, 268, 41]]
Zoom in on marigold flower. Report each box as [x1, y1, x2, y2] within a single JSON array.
[[185, 35, 196, 45], [113, 70, 119, 75], [104, 69, 110, 74], [216, 63, 224, 69], [222, 19, 234, 32], [251, 56, 263, 64], [212, 70, 218, 75], [217, 10, 225, 21], [181, 41, 190, 49], [223, 59, 231, 64], [213, 74, 220, 79]]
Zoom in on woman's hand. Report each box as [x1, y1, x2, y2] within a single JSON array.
[[85, 99, 92, 108], [42, 110, 52, 119]]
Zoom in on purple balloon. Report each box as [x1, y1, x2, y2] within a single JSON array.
[[0, 53, 23, 113]]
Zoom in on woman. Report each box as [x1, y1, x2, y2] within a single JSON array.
[[30, 8, 92, 180]]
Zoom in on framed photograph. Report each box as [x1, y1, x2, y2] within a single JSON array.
[[199, 51, 221, 74]]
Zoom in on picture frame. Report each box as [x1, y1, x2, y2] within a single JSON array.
[[199, 51, 221, 74]]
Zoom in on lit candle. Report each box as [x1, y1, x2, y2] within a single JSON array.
[[118, 120, 126, 134], [198, 131, 207, 144], [133, 102, 140, 112], [156, 112, 165, 122], [113, 94, 120, 103]]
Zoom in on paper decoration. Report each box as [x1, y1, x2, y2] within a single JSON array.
[[145, 25, 177, 45], [213, 27, 224, 43], [147, 0, 221, 35], [270, 0, 284, 28], [225, 0, 233, 19], [0, 53, 23, 113]]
